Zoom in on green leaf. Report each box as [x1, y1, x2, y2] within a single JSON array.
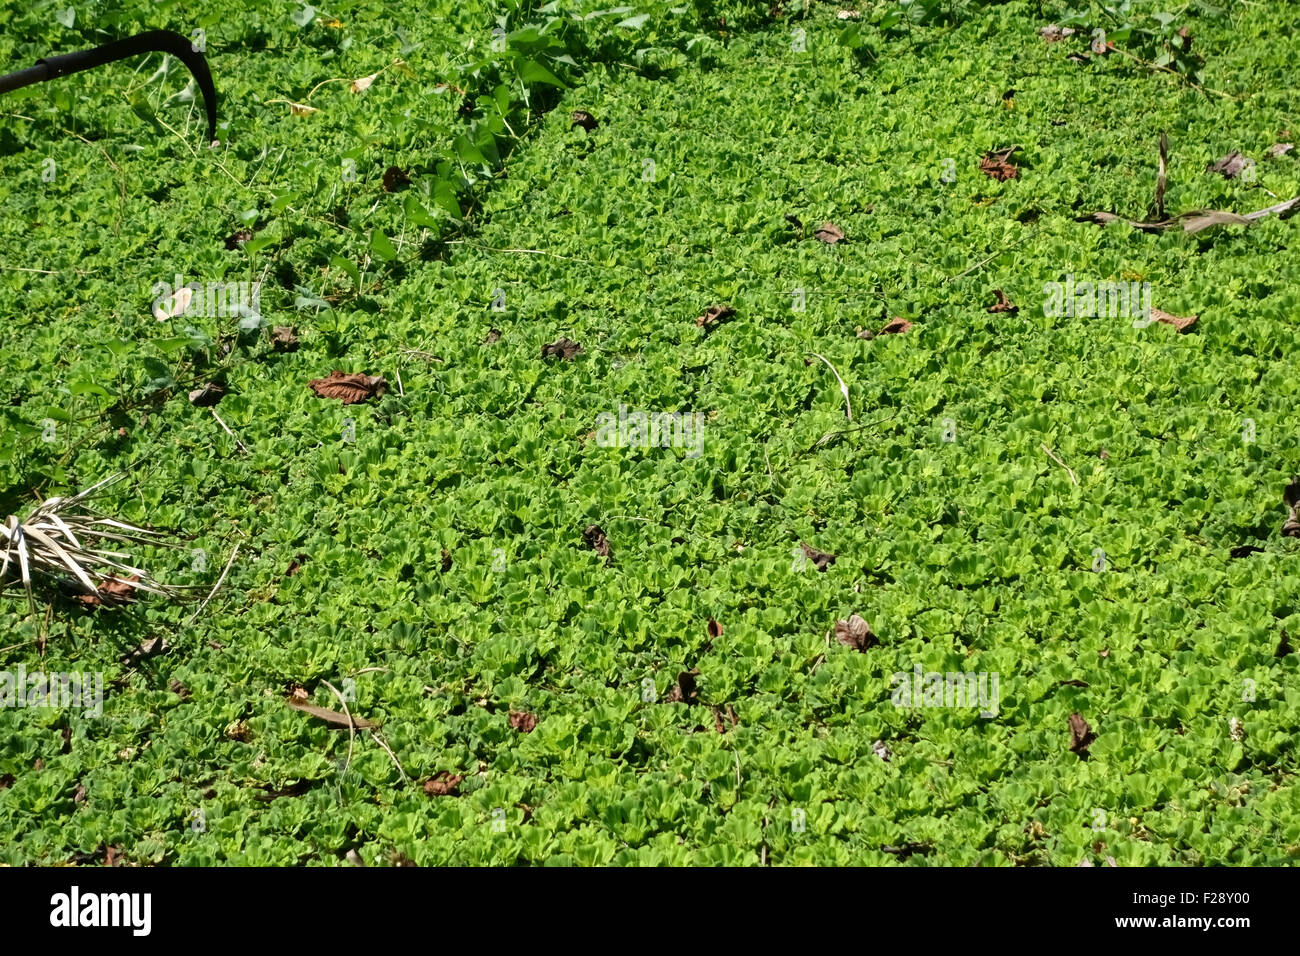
[[369, 230, 398, 261], [519, 59, 565, 87], [331, 254, 362, 288]]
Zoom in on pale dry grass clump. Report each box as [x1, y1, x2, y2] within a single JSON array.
[[0, 473, 185, 612]]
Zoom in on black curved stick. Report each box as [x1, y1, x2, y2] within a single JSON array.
[[0, 30, 218, 141]]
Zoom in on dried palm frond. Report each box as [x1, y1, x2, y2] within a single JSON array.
[[0, 473, 188, 613]]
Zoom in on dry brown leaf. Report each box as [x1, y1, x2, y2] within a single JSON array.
[[152, 286, 194, 321], [696, 304, 735, 328], [799, 541, 836, 571], [351, 71, 382, 94], [570, 110, 599, 132], [285, 697, 376, 729], [508, 710, 538, 733], [664, 669, 699, 705], [834, 614, 877, 651], [423, 771, 463, 796], [813, 222, 846, 243], [272, 326, 300, 352], [987, 289, 1018, 314], [188, 382, 225, 407], [308, 370, 388, 404], [877, 318, 913, 335], [706, 617, 724, 638], [979, 146, 1021, 182], [1283, 476, 1300, 538], [1068, 712, 1096, 755], [583, 524, 612, 566], [1206, 151, 1250, 179], [1150, 307, 1198, 332], [79, 575, 140, 608], [541, 337, 583, 360]]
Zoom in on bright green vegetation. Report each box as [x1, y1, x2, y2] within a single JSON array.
[[1, 0, 1299, 865]]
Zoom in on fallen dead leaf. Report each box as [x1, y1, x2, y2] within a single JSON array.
[[152, 286, 194, 321], [351, 71, 382, 94], [834, 614, 877, 651], [80, 575, 141, 609], [1150, 307, 1198, 332], [1268, 143, 1294, 159], [1206, 151, 1251, 180], [664, 669, 700, 705], [382, 166, 410, 192], [1039, 24, 1075, 42], [308, 370, 388, 404], [877, 318, 913, 335], [988, 289, 1018, 314], [813, 222, 846, 244], [541, 337, 583, 360], [707, 617, 724, 638], [285, 697, 376, 729], [272, 326, 300, 352], [423, 771, 463, 796], [508, 710, 538, 733], [583, 524, 612, 565], [1068, 712, 1096, 755], [980, 146, 1021, 182], [570, 110, 599, 132], [1283, 476, 1300, 537], [188, 382, 225, 407], [800, 541, 836, 571], [121, 634, 168, 662], [696, 304, 735, 328]]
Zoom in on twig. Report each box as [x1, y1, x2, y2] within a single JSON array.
[[187, 542, 239, 624], [807, 411, 897, 453], [210, 409, 250, 455], [444, 240, 588, 262], [1040, 442, 1079, 486], [321, 679, 357, 777], [945, 230, 1037, 283], [807, 352, 852, 421]]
